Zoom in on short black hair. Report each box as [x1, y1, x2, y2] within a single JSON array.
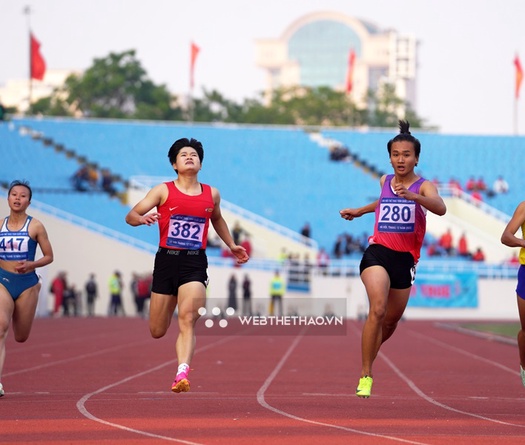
[[387, 120, 421, 157], [168, 138, 204, 166], [8, 179, 32, 201]]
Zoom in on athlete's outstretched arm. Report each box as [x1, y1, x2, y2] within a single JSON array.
[[340, 200, 378, 221]]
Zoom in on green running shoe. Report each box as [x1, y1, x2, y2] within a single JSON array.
[[356, 376, 373, 398]]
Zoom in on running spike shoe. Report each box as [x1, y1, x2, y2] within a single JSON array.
[[356, 376, 373, 398], [171, 369, 190, 393]]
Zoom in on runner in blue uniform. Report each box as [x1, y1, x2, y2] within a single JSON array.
[[0, 180, 54, 397]]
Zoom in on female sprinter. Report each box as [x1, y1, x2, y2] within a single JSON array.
[[340, 121, 446, 398], [125, 137, 249, 393], [0, 180, 54, 397], [501, 200, 525, 387]]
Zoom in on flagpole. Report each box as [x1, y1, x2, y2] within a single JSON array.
[[23, 5, 33, 114]]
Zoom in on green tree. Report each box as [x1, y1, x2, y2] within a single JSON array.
[[25, 49, 431, 128], [32, 50, 182, 120], [32, 91, 72, 117]]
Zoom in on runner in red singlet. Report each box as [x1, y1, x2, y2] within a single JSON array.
[[126, 138, 249, 393]]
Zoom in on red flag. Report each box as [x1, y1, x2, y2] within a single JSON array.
[[345, 48, 356, 94], [190, 42, 200, 90], [30, 32, 46, 81], [515, 55, 523, 99]]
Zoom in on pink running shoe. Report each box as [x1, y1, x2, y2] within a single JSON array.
[[171, 368, 190, 393]]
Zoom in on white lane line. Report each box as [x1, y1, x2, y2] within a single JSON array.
[[3, 338, 152, 377], [408, 328, 519, 375], [379, 351, 525, 428], [256, 328, 431, 445], [76, 335, 236, 444], [347, 322, 525, 427]]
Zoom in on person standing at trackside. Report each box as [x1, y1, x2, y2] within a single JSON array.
[[500, 200, 525, 387], [125, 137, 249, 393], [269, 270, 285, 316], [340, 121, 446, 398], [85, 273, 98, 317], [0, 180, 54, 397], [242, 274, 252, 316], [108, 271, 124, 316]]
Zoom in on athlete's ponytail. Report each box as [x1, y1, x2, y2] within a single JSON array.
[[387, 120, 421, 157]]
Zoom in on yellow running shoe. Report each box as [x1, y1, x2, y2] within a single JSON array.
[[356, 376, 373, 398]]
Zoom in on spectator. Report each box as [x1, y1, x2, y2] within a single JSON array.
[[108, 271, 124, 316], [438, 229, 454, 255], [472, 247, 485, 262], [457, 232, 470, 258], [492, 175, 509, 194], [300, 222, 311, 239], [269, 270, 285, 316], [62, 284, 79, 317], [136, 273, 152, 318], [101, 169, 117, 196], [71, 165, 90, 192], [328, 144, 352, 162], [227, 274, 238, 311], [85, 273, 98, 317], [50, 272, 67, 317], [466, 176, 476, 192], [242, 274, 252, 316], [476, 176, 487, 192]]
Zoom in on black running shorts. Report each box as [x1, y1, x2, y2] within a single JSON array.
[[151, 248, 208, 296], [359, 243, 415, 289]]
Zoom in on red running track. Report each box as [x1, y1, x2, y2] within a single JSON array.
[[1, 317, 524, 444]]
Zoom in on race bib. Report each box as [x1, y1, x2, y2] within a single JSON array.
[[378, 197, 416, 233], [166, 215, 205, 249], [0, 235, 30, 260]]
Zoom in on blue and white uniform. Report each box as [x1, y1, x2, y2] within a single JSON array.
[[0, 216, 39, 300]]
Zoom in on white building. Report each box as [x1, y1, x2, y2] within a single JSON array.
[[255, 11, 418, 111], [0, 69, 77, 112]]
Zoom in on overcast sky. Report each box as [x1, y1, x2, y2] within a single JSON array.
[[2, 0, 525, 135]]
